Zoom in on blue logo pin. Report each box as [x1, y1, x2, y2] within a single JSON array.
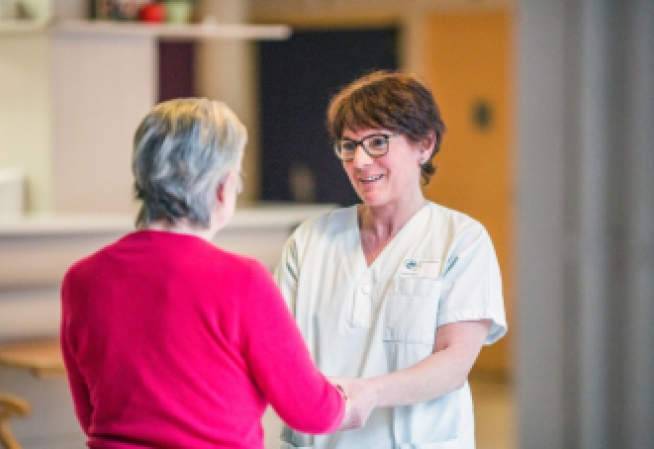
[[405, 259, 419, 270]]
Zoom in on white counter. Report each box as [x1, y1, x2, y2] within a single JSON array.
[[0, 203, 331, 235], [0, 204, 334, 340]]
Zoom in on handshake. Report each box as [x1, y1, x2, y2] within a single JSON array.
[[328, 377, 379, 431]]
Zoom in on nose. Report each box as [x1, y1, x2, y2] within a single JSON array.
[[351, 143, 373, 168]]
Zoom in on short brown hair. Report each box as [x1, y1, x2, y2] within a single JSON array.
[[327, 70, 445, 185]]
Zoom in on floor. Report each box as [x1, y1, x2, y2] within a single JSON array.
[[470, 372, 516, 449]]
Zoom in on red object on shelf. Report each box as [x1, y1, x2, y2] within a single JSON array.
[[138, 2, 165, 23]]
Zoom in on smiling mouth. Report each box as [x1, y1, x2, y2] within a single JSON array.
[[360, 174, 384, 183]]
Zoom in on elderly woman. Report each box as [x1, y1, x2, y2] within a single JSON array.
[[60, 98, 345, 448], [275, 71, 507, 448]]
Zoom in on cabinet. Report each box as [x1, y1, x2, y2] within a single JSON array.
[[0, 20, 290, 214]]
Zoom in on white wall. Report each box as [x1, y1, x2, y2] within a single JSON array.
[[0, 34, 52, 212], [50, 32, 155, 215], [517, 1, 654, 448], [198, 0, 260, 205]]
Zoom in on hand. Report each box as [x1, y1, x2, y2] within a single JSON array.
[[328, 376, 378, 431]]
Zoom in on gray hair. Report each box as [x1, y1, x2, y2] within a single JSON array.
[[132, 98, 247, 228]]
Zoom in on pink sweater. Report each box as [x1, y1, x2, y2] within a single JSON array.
[[61, 230, 344, 448]]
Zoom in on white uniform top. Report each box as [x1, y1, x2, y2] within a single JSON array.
[[274, 202, 507, 449]]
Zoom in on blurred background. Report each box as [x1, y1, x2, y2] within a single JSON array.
[[0, 0, 652, 448]]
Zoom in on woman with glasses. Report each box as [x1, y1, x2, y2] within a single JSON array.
[[60, 98, 345, 448], [275, 71, 507, 448]]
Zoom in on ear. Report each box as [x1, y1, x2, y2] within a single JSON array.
[[216, 172, 234, 204], [216, 182, 227, 204], [420, 130, 437, 162]]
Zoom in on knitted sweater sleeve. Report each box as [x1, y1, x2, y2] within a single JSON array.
[[60, 268, 93, 435], [240, 263, 344, 434]]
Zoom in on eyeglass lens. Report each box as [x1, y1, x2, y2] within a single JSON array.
[[335, 134, 391, 160]]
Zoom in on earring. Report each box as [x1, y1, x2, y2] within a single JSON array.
[[421, 158, 427, 164]]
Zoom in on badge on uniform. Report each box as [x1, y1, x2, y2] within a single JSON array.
[[399, 258, 441, 278]]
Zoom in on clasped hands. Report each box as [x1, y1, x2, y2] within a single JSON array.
[[328, 376, 379, 431]]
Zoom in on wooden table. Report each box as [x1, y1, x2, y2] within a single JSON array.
[[0, 338, 65, 378]]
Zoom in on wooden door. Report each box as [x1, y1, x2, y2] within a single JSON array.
[[421, 11, 514, 377]]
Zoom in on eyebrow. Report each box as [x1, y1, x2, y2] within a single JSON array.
[[340, 132, 391, 141]]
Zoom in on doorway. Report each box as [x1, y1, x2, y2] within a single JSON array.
[[258, 27, 399, 206]]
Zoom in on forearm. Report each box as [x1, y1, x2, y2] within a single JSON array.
[[63, 360, 93, 433], [61, 331, 93, 434], [369, 347, 471, 408], [368, 319, 490, 409], [331, 346, 473, 430]]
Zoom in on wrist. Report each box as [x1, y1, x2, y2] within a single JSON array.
[[335, 383, 347, 400], [366, 376, 385, 408]]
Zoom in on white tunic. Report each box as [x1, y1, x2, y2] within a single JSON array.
[[274, 202, 507, 449]]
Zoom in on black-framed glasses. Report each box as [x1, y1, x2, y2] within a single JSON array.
[[333, 132, 401, 162]]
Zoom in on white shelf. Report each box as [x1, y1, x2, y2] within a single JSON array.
[[0, 19, 291, 40], [51, 19, 292, 41]]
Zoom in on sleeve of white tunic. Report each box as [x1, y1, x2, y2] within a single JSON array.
[[439, 220, 507, 344], [274, 236, 299, 314]]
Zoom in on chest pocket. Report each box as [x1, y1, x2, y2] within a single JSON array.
[[383, 277, 443, 345]]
